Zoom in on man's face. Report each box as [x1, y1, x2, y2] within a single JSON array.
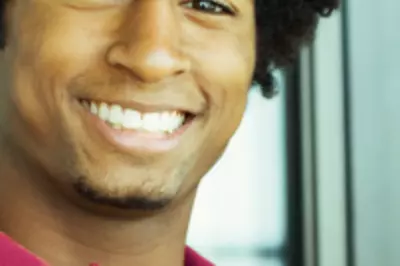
[[0, 0, 255, 212]]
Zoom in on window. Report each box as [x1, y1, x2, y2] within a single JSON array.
[[187, 72, 288, 266]]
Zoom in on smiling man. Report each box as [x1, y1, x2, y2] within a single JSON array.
[[0, 0, 338, 265]]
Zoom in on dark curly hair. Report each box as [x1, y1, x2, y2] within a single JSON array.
[[0, 0, 339, 97]]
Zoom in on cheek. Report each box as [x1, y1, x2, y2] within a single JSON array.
[[4, 5, 108, 147], [191, 34, 255, 137], [186, 25, 255, 101], [8, 3, 116, 125], [13, 2, 118, 80]]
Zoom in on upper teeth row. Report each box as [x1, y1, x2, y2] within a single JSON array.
[[82, 101, 185, 133]]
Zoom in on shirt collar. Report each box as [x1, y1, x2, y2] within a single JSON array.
[[1, 233, 214, 266]]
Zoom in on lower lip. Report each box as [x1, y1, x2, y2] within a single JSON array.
[[79, 105, 194, 153]]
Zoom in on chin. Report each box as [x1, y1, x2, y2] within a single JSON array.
[[70, 174, 175, 212]]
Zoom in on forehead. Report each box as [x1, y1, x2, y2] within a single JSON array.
[[51, 0, 254, 12]]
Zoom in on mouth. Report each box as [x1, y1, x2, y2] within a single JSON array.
[[77, 99, 197, 153], [79, 99, 194, 134]]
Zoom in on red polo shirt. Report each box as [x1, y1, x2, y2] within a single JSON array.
[[0, 233, 213, 266]]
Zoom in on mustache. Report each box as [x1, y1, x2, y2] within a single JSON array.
[[68, 72, 193, 95], [66, 71, 207, 112]]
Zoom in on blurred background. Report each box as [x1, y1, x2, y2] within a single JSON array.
[[187, 0, 400, 266]]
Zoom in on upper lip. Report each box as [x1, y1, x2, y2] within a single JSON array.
[[79, 97, 202, 115]]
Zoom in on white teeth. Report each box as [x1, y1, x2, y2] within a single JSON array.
[[142, 113, 161, 132], [98, 102, 110, 121], [172, 113, 185, 130], [81, 100, 187, 133], [160, 112, 185, 133], [123, 109, 142, 129], [90, 102, 98, 115], [109, 104, 124, 125], [160, 112, 173, 131]]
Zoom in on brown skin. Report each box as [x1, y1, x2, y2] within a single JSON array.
[[0, 0, 255, 265]]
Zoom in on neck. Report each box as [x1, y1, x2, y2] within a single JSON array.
[[0, 146, 195, 266]]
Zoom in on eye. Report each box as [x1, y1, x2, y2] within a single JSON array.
[[181, 0, 235, 15]]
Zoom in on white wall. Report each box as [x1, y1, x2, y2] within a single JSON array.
[[312, 11, 347, 266], [348, 0, 400, 265]]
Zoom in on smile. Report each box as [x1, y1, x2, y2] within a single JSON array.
[[80, 100, 190, 133], [78, 99, 196, 153]]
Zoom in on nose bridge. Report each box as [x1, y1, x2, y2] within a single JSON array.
[[107, 0, 188, 83], [130, 0, 175, 47]]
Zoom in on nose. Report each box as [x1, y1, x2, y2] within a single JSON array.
[[106, 0, 190, 83]]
